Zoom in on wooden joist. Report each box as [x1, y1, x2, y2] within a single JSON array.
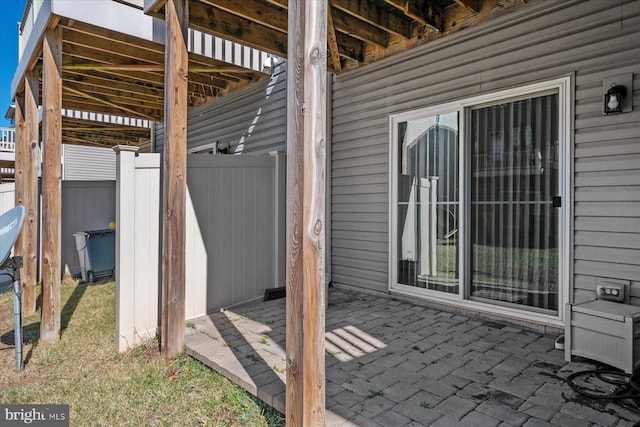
[[331, 0, 413, 39], [45, 14, 267, 134], [189, 0, 287, 56], [454, 0, 479, 12], [200, 0, 288, 33], [64, 84, 161, 121], [327, 2, 342, 71], [62, 43, 161, 72], [263, 0, 287, 8], [383, 0, 444, 31], [177, 0, 493, 72], [63, 71, 164, 100], [65, 81, 164, 109], [96, 68, 218, 99], [60, 19, 164, 56], [336, 32, 365, 62], [62, 29, 164, 66], [331, 7, 389, 48], [64, 82, 164, 110]]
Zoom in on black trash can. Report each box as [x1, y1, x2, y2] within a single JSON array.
[[74, 229, 115, 283]]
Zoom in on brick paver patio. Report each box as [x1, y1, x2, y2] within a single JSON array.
[[185, 288, 639, 426]]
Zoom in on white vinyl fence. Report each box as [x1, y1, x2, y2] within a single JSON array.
[[0, 183, 15, 214], [114, 147, 285, 351]]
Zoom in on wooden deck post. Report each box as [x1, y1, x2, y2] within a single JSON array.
[[13, 93, 26, 283], [161, 0, 188, 360], [23, 70, 40, 317], [41, 28, 63, 343], [285, 0, 327, 425]]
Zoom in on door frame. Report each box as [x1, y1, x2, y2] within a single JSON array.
[[388, 76, 572, 326]]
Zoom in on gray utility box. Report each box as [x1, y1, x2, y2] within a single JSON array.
[[74, 229, 115, 283], [565, 300, 640, 373]]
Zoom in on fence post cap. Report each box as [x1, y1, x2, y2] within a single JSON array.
[[113, 145, 140, 154]]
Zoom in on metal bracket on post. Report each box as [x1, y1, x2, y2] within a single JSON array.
[[1, 255, 24, 270]]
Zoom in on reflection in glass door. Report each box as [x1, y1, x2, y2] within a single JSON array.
[[469, 94, 559, 312], [396, 112, 459, 294]]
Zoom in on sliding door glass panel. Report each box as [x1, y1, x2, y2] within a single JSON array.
[[469, 94, 559, 312], [397, 112, 459, 294]]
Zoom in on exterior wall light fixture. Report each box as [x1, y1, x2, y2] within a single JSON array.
[[604, 84, 627, 114], [602, 73, 633, 115]]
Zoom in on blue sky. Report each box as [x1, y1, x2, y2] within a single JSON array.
[[0, 0, 28, 127]]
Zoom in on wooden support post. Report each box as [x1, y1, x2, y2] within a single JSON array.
[[161, 0, 188, 360], [285, 0, 327, 425], [41, 28, 63, 343], [23, 70, 40, 317], [13, 94, 26, 285]]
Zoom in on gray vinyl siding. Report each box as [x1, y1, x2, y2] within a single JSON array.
[[62, 144, 116, 181], [330, 0, 640, 301], [155, 63, 287, 155], [153, 123, 164, 152]]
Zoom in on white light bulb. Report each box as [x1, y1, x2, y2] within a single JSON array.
[[607, 94, 619, 110]]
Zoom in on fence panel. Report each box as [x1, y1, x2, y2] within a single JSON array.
[[115, 149, 283, 351]]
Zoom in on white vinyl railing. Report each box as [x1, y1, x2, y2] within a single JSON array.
[[0, 128, 16, 149], [187, 28, 274, 73], [62, 109, 152, 129], [0, 128, 16, 180]]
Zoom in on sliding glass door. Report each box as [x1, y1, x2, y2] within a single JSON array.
[[469, 94, 559, 312], [396, 112, 459, 295], [391, 80, 567, 318]]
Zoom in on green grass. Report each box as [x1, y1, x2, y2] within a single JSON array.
[[0, 279, 284, 426], [472, 244, 558, 291], [414, 242, 558, 292]]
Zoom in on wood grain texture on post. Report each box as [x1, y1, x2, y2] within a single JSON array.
[[41, 28, 63, 343], [286, 0, 327, 425], [285, 0, 305, 422], [13, 94, 25, 268], [161, 0, 189, 360], [23, 70, 39, 317]]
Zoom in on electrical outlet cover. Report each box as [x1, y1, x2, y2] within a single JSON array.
[[596, 278, 631, 304], [596, 284, 624, 303]]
